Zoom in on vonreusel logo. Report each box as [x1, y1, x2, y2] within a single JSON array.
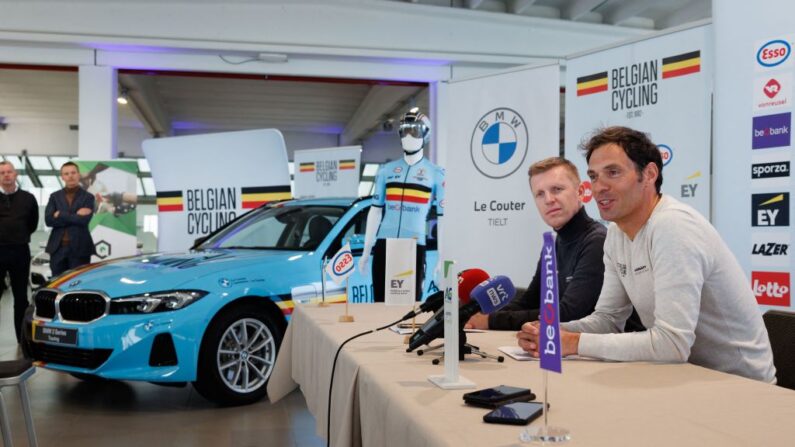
[[470, 108, 529, 179], [757, 39, 791, 67]]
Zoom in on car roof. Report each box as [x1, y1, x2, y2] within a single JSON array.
[[278, 197, 370, 207]]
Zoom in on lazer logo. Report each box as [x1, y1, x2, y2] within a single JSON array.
[[752, 271, 790, 306], [752, 243, 788, 256], [751, 161, 790, 179], [752, 192, 789, 226]]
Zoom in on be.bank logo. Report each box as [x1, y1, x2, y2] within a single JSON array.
[[752, 112, 791, 149], [752, 271, 790, 307], [751, 192, 789, 227]]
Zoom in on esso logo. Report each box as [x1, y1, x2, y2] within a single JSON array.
[[657, 144, 673, 167], [333, 252, 353, 273], [579, 181, 593, 203], [757, 40, 791, 67]]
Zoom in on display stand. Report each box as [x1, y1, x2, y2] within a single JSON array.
[[428, 260, 475, 390], [338, 277, 354, 322], [318, 257, 329, 307]]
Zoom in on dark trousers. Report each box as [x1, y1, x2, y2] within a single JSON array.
[[372, 238, 426, 303], [50, 244, 91, 277], [0, 244, 31, 343]]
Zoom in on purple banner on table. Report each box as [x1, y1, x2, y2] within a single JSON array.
[[539, 232, 562, 373]]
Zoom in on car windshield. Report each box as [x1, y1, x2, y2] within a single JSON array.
[[199, 205, 345, 251]]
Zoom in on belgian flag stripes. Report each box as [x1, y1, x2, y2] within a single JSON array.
[[241, 186, 292, 209], [662, 50, 701, 79], [156, 191, 183, 212], [576, 71, 608, 96], [299, 162, 315, 173], [339, 159, 356, 170], [385, 182, 431, 204]]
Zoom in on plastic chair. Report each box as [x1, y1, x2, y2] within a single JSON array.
[[763, 310, 795, 390], [0, 359, 37, 447]]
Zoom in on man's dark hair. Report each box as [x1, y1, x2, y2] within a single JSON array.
[[580, 126, 663, 194], [60, 161, 80, 173]]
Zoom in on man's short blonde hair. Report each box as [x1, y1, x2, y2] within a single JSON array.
[[528, 157, 581, 185], [0, 160, 15, 171]]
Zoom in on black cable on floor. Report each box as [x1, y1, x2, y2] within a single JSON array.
[[326, 316, 406, 447]]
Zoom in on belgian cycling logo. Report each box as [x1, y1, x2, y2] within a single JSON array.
[[470, 108, 528, 179]]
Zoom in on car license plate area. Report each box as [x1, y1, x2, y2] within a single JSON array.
[[33, 324, 78, 346]]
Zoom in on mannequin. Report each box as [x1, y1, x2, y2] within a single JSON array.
[[358, 109, 445, 302]]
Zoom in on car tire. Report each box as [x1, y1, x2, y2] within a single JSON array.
[[193, 302, 283, 406]]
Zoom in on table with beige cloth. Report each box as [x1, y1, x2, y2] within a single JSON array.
[[267, 303, 795, 447]]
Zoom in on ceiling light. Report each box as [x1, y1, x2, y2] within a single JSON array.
[[117, 88, 129, 105], [257, 53, 289, 63]]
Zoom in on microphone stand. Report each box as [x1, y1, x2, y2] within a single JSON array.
[[416, 329, 505, 364]]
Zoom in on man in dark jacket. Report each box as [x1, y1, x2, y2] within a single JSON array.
[[45, 162, 95, 276], [0, 160, 39, 342], [467, 157, 641, 331]]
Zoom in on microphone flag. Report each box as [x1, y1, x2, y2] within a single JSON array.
[[539, 232, 562, 373], [325, 243, 355, 285]]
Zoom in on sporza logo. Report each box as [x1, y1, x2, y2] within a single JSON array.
[[751, 161, 790, 179], [757, 39, 791, 67], [752, 271, 790, 307], [470, 108, 529, 179]]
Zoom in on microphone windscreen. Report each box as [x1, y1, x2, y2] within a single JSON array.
[[458, 268, 489, 304], [470, 276, 516, 314]]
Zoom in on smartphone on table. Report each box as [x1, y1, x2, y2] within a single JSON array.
[[463, 385, 535, 408], [483, 402, 548, 425]]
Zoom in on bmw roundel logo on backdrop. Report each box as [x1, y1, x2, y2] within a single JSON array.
[[470, 108, 529, 179]]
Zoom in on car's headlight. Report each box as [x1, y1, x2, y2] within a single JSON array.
[[110, 290, 208, 314]]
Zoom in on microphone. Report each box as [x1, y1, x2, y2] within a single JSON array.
[[407, 275, 515, 352], [399, 268, 489, 320]]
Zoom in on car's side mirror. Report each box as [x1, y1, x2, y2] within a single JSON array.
[[192, 236, 209, 249]]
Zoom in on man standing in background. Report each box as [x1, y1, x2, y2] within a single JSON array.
[[0, 160, 39, 343], [45, 162, 95, 277]]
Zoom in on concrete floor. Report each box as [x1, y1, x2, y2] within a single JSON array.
[[0, 286, 325, 447]]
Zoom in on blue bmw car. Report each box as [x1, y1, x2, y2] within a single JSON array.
[[22, 197, 437, 406]]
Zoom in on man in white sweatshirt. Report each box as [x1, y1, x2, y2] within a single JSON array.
[[517, 126, 776, 383]]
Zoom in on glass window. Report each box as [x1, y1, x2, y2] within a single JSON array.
[[136, 178, 145, 196], [363, 163, 380, 177], [358, 181, 373, 197], [201, 205, 344, 251], [142, 178, 156, 196], [39, 175, 62, 189], [49, 156, 72, 169], [137, 158, 150, 173], [288, 162, 294, 176], [17, 175, 33, 190], [3, 156, 23, 169], [28, 156, 53, 170]]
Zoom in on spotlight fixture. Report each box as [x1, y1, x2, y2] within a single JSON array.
[[117, 88, 130, 105], [256, 53, 289, 63]]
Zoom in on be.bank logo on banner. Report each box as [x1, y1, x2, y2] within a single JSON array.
[[756, 38, 792, 69], [752, 271, 791, 307], [470, 108, 528, 179], [753, 75, 792, 111], [752, 112, 791, 149]]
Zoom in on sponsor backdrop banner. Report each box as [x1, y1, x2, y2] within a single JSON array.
[[293, 146, 361, 199], [143, 129, 291, 252], [440, 64, 559, 285], [564, 23, 713, 220], [75, 160, 138, 262], [714, 1, 794, 312]]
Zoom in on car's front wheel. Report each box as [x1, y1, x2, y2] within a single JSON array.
[[193, 303, 282, 406]]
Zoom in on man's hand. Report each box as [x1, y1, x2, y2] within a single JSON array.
[[76, 207, 92, 216], [516, 321, 581, 358], [53, 211, 60, 218], [464, 312, 489, 330]]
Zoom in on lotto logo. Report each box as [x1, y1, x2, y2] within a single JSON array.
[[752, 271, 790, 306]]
